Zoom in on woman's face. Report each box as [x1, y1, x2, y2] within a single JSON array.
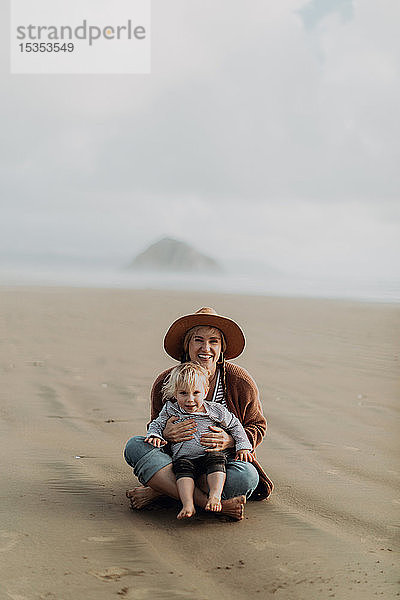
[[188, 326, 222, 374]]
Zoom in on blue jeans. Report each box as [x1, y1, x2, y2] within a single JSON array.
[[124, 436, 259, 500]]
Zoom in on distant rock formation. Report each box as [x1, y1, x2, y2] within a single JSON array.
[[130, 237, 222, 273]]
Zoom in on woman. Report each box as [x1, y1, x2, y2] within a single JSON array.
[[124, 307, 273, 520]]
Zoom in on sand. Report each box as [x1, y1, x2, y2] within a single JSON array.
[[0, 286, 399, 600]]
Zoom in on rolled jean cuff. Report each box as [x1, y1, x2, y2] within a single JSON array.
[[124, 436, 172, 485], [222, 459, 259, 500]]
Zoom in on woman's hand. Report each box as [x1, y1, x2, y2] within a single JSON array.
[[200, 426, 235, 451], [163, 416, 197, 443], [235, 449, 254, 462], [144, 436, 166, 448]]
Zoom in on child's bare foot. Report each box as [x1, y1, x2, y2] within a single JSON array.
[[205, 495, 222, 512], [126, 486, 161, 509], [220, 495, 246, 521], [177, 504, 196, 519]]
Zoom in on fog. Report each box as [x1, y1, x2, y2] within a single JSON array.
[[1, 0, 399, 299]]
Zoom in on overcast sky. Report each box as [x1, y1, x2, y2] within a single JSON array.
[[1, 0, 399, 280]]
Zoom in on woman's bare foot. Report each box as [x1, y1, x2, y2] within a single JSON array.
[[220, 495, 246, 521], [205, 495, 222, 512], [177, 504, 196, 519], [126, 486, 162, 509]]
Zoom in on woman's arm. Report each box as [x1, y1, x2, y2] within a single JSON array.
[[236, 378, 266, 449], [149, 369, 172, 422], [219, 407, 252, 451], [200, 427, 235, 451], [226, 364, 267, 450]]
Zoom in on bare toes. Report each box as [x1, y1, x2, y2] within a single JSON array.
[[177, 507, 195, 519], [220, 495, 246, 521], [205, 496, 222, 512]]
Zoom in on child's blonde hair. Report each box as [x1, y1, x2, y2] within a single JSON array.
[[162, 362, 209, 402]]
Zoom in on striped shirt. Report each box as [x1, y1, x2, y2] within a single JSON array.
[[212, 369, 226, 405]]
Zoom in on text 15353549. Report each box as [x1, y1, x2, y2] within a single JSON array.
[[19, 42, 75, 52]]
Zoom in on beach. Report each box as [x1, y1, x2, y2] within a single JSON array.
[[0, 286, 399, 599]]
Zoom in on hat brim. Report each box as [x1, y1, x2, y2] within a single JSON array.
[[164, 312, 245, 360]]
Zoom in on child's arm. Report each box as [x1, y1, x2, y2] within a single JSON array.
[[217, 406, 253, 452], [146, 403, 172, 444]]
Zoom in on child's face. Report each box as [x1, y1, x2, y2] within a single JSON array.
[[175, 383, 208, 413]]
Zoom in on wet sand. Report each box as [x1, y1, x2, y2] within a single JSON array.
[[0, 286, 399, 599]]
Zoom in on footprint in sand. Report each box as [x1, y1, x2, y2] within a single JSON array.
[[386, 469, 399, 477], [278, 564, 300, 576], [0, 531, 22, 552], [88, 567, 144, 581], [248, 538, 297, 550], [127, 588, 196, 600], [85, 536, 117, 543]]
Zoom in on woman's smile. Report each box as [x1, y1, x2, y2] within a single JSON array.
[[188, 327, 222, 374]]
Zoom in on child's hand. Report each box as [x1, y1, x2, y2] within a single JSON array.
[[235, 449, 254, 462], [144, 436, 166, 448]]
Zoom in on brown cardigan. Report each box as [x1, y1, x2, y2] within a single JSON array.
[[150, 362, 274, 500]]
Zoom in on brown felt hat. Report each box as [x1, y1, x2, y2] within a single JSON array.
[[163, 307, 245, 361]]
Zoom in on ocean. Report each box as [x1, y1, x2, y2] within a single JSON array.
[[1, 259, 399, 303]]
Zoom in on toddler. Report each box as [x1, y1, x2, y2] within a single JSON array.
[[145, 362, 253, 519]]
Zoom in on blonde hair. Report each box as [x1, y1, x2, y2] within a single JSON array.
[[162, 362, 210, 402], [182, 326, 226, 361]]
